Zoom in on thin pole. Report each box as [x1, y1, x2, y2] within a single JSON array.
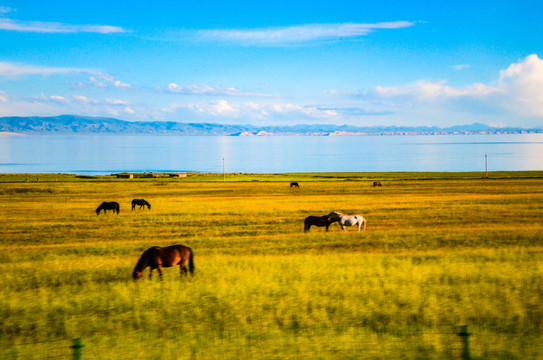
[[71, 338, 83, 360], [485, 153, 488, 178], [458, 325, 471, 360]]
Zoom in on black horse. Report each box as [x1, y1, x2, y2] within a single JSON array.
[[304, 215, 336, 232], [96, 201, 120, 215], [373, 181, 382, 187], [290, 182, 300, 188], [132, 199, 151, 210]]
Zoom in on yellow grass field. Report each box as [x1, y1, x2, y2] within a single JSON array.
[[1, 172, 542, 359]]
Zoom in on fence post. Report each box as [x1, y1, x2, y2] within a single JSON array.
[[457, 325, 471, 360], [71, 338, 84, 360]]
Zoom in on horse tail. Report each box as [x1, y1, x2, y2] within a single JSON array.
[[115, 203, 120, 214], [188, 248, 195, 275]]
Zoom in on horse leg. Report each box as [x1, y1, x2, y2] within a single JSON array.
[[340, 224, 346, 231], [157, 265, 163, 280], [148, 269, 153, 280], [179, 264, 187, 276]]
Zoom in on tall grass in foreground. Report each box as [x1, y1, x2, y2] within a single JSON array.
[[0, 174, 542, 358]]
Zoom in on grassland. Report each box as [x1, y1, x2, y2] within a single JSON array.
[[1, 172, 542, 359]]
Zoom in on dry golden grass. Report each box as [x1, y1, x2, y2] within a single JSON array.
[[1, 173, 542, 359]]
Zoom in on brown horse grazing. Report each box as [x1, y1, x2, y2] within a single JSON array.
[[290, 182, 300, 188], [131, 198, 151, 210], [132, 245, 194, 280], [304, 215, 336, 232], [373, 181, 382, 187], [96, 201, 120, 215]]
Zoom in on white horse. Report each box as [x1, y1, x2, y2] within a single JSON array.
[[327, 211, 366, 231]]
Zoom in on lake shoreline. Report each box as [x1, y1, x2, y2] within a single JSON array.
[[1, 170, 542, 183]]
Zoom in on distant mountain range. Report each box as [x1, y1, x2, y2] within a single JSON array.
[[1, 115, 541, 136]]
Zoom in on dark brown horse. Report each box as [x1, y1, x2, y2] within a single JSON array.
[[132, 245, 194, 280], [96, 201, 120, 215], [290, 182, 300, 188], [373, 181, 382, 187], [131, 198, 151, 210], [304, 215, 336, 232]]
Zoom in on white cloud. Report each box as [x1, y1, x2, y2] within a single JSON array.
[[105, 98, 130, 105], [49, 95, 69, 104], [167, 83, 273, 97], [0, 92, 145, 119], [0, 62, 87, 76], [0, 6, 13, 14], [192, 21, 414, 45], [499, 54, 543, 117], [0, 18, 127, 34], [114, 80, 131, 88], [163, 100, 339, 122], [452, 64, 469, 70], [372, 80, 502, 101], [209, 99, 237, 115], [0, 90, 8, 103], [73, 95, 91, 104], [84, 74, 130, 89], [88, 76, 107, 88], [353, 54, 543, 123]]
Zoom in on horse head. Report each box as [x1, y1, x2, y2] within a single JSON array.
[[327, 211, 342, 221], [95, 204, 104, 215], [132, 269, 143, 280]]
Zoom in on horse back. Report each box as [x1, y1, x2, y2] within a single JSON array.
[[158, 245, 191, 267]]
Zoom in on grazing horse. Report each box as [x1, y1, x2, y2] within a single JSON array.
[[132, 245, 194, 280], [304, 215, 336, 232], [290, 182, 300, 188], [131, 198, 151, 210], [327, 211, 366, 232], [373, 181, 382, 187], [96, 201, 120, 215]]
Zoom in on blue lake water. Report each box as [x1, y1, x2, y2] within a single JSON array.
[[1, 134, 542, 174]]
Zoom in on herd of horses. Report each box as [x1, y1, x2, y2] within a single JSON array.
[[95, 199, 151, 215], [97, 181, 376, 280], [304, 211, 366, 232]]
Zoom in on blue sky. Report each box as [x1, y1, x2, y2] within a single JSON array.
[[1, 0, 543, 127]]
